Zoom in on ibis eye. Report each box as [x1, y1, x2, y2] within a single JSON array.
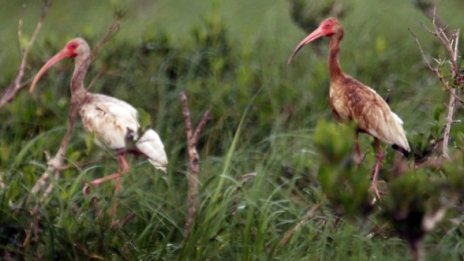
[[69, 43, 78, 49]]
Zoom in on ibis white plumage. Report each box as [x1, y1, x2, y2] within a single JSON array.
[[30, 38, 168, 198]]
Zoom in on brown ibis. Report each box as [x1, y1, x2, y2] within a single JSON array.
[[30, 38, 168, 213], [288, 18, 410, 198]]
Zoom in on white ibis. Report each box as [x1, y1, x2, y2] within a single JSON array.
[[30, 38, 168, 207], [288, 18, 410, 198]]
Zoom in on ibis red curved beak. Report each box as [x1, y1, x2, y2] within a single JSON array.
[[287, 27, 326, 64], [29, 49, 74, 94]]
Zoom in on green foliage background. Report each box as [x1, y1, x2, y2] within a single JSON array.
[[0, 0, 463, 259]]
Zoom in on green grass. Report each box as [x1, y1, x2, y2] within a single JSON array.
[[1, 0, 464, 260]]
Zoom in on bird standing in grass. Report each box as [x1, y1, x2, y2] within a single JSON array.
[[288, 18, 410, 198], [30, 38, 168, 217]]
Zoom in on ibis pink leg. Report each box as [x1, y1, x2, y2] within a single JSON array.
[[354, 129, 365, 165], [82, 154, 130, 225], [82, 154, 129, 194], [370, 138, 384, 199]]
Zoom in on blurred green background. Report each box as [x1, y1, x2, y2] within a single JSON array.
[[1, 0, 463, 260]]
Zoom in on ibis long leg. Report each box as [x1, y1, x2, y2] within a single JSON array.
[[354, 129, 365, 165], [83, 153, 130, 224], [83, 154, 129, 194], [370, 138, 384, 199]]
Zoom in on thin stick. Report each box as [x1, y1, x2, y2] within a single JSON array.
[[409, 30, 464, 104], [84, 16, 120, 92], [180, 91, 211, 238], [0, 0, 52, 109], [431, 13, 460, 159], [279, 204, 320, 246], [442, 32, 460, 160], [86, 65, 106, 91], [411, 5, 462, 158], [442, 90, 456, 159], [413, 0, 455, 37], [91, 17, 120, 63], [230, 172, 257, 217], [31, 105, 77, 196]]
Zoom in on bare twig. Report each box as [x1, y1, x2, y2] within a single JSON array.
[[409, 30, 464, 104], [30, 105, 77, 197], [413, 0, 455, 37], [279, 204, 320, 246], [0, 0, 52, 109], [411, 5, 462, 159], [429, 9, 461, 159], [91, 17, 120, 63], [86, 64, 106, 91], [23, 104, 77, 248], [85, 16, 119, 92], [442, 93, 457, 159], [230, 172, 257, 217], [180, 91, 211, 238]]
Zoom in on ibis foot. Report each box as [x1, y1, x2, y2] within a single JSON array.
[[369, 183, 380, 204]]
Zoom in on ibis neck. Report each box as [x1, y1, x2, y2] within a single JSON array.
[[70, 56, 90, 103], [328, 32, 344, 81]]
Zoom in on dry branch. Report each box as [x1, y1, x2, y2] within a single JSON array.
[[230, 172, 257, 217], [0, 0, 52, 109], [279, 204, 320, 246], [90, 17, 120, 63], [86, 16, 120, 91], [409, 30, 464, 105], [413, 0, 454, 36], [180, 91, 211, 238], [23, 93, 78, 248], [411, 6, 462, 159], [30, 105, 77, 197]]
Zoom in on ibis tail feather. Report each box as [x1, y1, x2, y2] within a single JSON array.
[[136, 129, 168, 173]]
